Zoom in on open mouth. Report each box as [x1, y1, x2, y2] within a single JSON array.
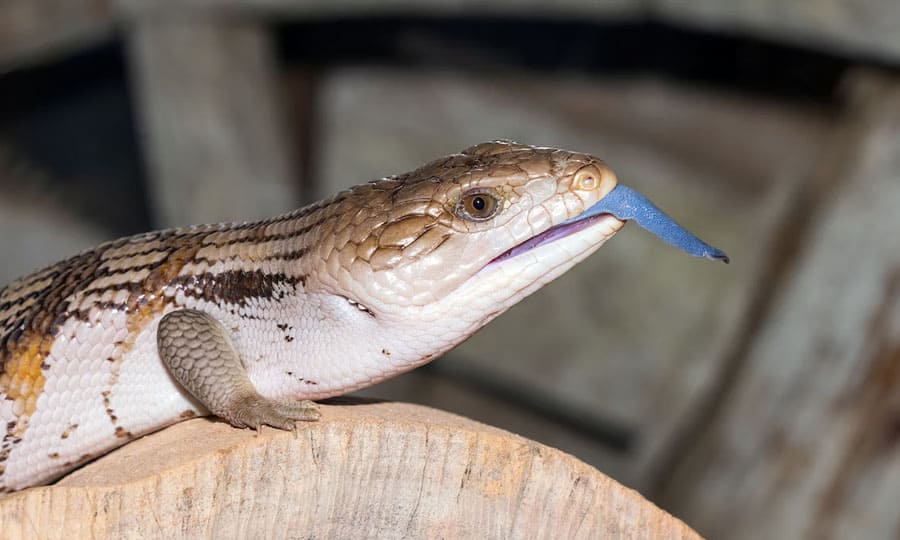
[[488, 213, 621, 266]]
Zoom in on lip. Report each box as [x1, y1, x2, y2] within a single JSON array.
[[488, 212, 622, 266]]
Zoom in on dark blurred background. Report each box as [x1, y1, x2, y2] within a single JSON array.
[[2, 2, 900, 538]]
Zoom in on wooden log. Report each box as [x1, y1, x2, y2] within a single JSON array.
[[0, 401, 699, 539], [661, 70, 900, 539], [127, 18, 299, 227]]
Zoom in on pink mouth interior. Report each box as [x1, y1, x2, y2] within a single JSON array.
[[488, 213, 613, 266]]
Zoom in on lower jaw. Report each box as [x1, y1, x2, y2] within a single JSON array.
[[448, 213, 624, 338]]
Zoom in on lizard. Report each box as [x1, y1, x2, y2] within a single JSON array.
[[0, 141, 727, 493]]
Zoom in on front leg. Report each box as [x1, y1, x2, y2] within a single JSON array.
[[157, 309, 321, 430]]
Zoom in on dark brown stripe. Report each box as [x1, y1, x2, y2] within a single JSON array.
[[77, 280, 147, 300], [172, 270, 305, 307], [267, 247, 310, 262], [0, 288, 44, 313], [187, 242, 310, 269], [202, 214, 327, 248], [100, 245, 169, 263], [0, 268, 58, 298]]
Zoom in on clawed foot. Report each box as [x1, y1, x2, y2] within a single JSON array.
[[157, 309, 323, 433], [227, 395, 321, 431]]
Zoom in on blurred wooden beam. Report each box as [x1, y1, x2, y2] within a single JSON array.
[[3, 0, 900, 75], [127, 18, 299, 227], [115, 0, 639, 21], [0, 402, 700, 539], [119, 0, 900, 65], [653, 0, 900, 64], [661, 69, 900, 539], [0, 0, 113, 71]]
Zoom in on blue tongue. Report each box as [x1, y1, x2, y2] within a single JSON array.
[[564, 184, 729, 263]]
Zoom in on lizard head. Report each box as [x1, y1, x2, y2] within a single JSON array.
[[309, 141, 726, 359]]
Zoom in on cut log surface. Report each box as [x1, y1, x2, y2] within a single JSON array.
[[0, 401, 698, 539]]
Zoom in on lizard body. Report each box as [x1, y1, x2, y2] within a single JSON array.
[[0, 142, 725, 493]]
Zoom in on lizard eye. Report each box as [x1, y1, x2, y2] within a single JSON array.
[[456, 190, 501, 221]]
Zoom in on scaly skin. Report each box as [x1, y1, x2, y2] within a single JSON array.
[[0, 141, 628, 492]]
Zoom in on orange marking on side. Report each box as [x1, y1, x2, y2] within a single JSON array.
[[0, 332, 50, 432]]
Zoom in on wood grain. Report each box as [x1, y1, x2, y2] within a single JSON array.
[[0, 401, 699, 539]]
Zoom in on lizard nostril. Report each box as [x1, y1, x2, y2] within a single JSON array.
[[572, 164, 618, 199]]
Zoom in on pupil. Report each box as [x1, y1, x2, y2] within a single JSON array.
[[472, 196, 486, 211]]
